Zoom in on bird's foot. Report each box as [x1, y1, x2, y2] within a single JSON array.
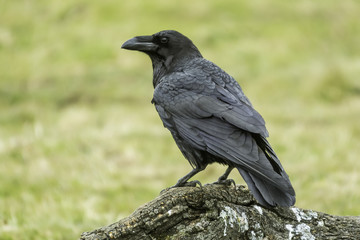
[[160, 180, 202, 194], [175, 180, 202, 188], [212, 178, 236, 187]]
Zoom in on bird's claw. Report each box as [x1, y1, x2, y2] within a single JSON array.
[[179, 180, 202, 188], [212, 178, 236, 187]]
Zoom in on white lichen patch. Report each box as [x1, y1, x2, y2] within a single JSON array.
[[219, 206, 249, 236], [249, 223, 264, 240], [240, 212, 249, 232], [291, 207, 318, 222], [286, 224, 294, 239], [253, 205, 263, 215], [317, 220, 324, 227], [286, 223, 315, 240], [296, 223, 315, 240]]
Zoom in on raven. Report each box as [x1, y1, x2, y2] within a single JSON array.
[[122, 30, 295, 207]]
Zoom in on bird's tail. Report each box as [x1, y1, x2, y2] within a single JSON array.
[[237, 168, 295, 207], [237, 134, 296, 207]]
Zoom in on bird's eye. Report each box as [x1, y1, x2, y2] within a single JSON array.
[[160, 37, 169, 44]]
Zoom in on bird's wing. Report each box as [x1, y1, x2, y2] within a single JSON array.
[[173, 115, 291, 190], [155, 71, 269, 137], [154, 75, 290, 190], [195, 91, 269, 137]]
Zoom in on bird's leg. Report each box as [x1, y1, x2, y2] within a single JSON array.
[[161, 165, 206, 194], [173, 165, 206, 187], [213, 166, 236, 187]]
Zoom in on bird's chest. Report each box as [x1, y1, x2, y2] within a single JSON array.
[[153, 76, 212, 106]]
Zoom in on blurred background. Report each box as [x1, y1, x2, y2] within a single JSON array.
[[1, 0, 360, 239]]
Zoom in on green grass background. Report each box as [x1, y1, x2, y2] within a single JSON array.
[[1, 0, 360, 239]]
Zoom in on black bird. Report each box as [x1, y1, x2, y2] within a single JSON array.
[[122, 30, 295, 207]]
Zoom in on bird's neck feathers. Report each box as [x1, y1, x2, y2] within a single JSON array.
[[150, 54, 168, 88], [150, 46, 202, 88]]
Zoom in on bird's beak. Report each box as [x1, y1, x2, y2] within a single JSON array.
[[121, 35, 158, 52]]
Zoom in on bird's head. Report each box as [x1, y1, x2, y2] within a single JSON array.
[[122, 30, 202, 68]]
